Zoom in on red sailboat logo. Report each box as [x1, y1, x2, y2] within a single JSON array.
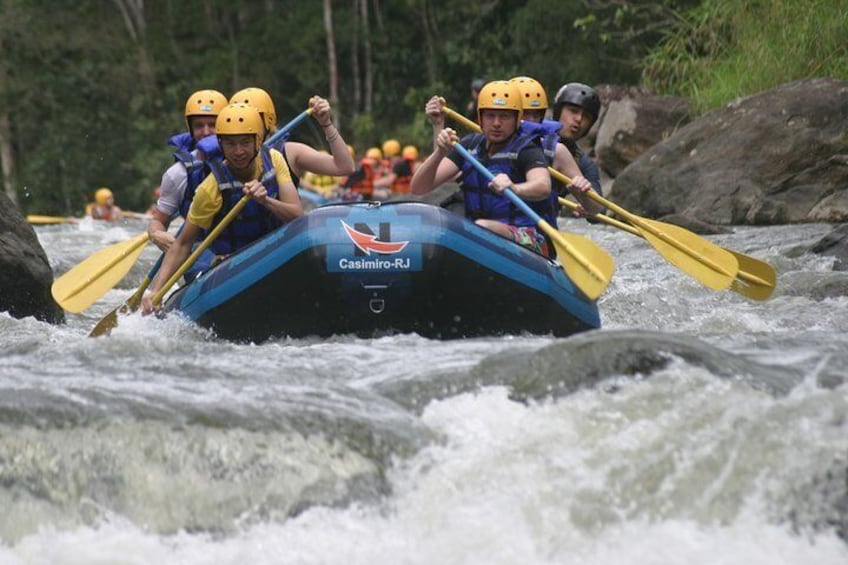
[[342, 221, 409, 255]]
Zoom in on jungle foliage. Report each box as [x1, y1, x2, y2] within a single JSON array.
[[0, 0, 842, 214]]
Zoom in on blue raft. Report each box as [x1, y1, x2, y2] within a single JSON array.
[[164, 201, 601, 341]]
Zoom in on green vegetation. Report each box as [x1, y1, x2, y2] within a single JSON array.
[[643, 0, 848, 112], [0, 0, 844, 214]]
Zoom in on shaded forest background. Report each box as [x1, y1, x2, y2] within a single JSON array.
[[1, 0, 844, 214]]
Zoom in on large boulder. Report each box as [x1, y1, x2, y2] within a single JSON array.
[[608, 78, 848, 225], [0, 192, 64, 323]]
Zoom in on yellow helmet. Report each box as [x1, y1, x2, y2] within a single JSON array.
[[402, 145, 419, 160], [229, 87, 276, 134], [477, 80, 523, 123], [382, 139, 401, 158], [509, 76, 548, 111], [184, 89, 228, 130], [347, 144, 356, 158], [365, 147, 383, 160], [95, 188, 113, 206], [216, 103, 265, 151]]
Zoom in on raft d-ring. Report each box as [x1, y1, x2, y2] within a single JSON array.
[[369, 298, 385, 314], [367, 200, 382, 209]]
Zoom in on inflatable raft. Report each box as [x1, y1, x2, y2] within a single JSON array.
[[164, 201, 601, 341]]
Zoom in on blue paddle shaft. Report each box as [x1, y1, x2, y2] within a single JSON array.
[[264, 108, 312, 148], [451, 142, 543, 225]]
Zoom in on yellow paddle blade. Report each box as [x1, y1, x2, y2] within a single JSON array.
[[27, 215, 78, 225], [88, 276, 151, 337], [585, 193, 738, 291], [538, 222, 614, 300], [51, 232, 149, 313], [728, 250, 777, 300], [635, 217, 738, 290], [559, 198, 777, 300]]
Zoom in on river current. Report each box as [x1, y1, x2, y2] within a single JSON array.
[[1, 214, 846, 564]]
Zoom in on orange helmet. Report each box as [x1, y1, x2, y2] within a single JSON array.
[[184, 89, 228, 131], [382, 139, 401, 158], [509, 76, 548, 111], [365, 147, 383, 160], [402, 145, 419, 160], [229, 87, 276, 135], [476, 80, 523, 123]]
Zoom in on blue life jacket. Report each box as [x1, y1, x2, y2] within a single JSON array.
[[519, 119, 562, 164], [458, 132, 556, 227], [167, 132, 194, 153], [195, 134, 222, 162], [519, 120, 564, 214], [172, 150, 210, 219], [206, 146, 282, 255]]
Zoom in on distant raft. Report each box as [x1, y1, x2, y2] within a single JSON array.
[[164, 201, 601, 341]]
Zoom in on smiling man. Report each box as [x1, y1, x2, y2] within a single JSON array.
[[413, 80, 553, 256], [141, 103, 302, 315]]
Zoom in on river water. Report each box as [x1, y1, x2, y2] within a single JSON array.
[[1, 214, 846, 564]]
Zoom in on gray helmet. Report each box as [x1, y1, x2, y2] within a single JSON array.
[[552, 82, 601, 126]]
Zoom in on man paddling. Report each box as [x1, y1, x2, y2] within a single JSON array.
[[551, 82, 603, 195], [412, 80, 553, 256], [148, 89, 228, 253], [141, 103, 302, 315], [86, 188, 122, 221]]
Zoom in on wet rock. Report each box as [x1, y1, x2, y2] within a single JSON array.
[[0, 193, 64, 323], [809, 223, 848, 271]]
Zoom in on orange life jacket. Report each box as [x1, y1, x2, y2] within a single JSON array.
[[391, 158, 415, 194], [347, 159, 375, 198]]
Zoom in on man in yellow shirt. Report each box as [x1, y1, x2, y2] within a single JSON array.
[[142, 103, 302, 314]]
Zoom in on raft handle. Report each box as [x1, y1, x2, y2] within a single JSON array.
[[369, 299, 385, 314]]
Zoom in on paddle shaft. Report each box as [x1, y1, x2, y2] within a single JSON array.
[[151, 196, 249, 306], [265, 108, 313, 147], [27, 215, 79, 225]]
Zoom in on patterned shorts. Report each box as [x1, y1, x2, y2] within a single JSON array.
[[504, 225, 551, 257]]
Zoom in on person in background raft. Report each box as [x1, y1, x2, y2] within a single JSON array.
[[141, 103, 302, 315], [86, 188, 122, 221], [372, 139, 403, 196], [227, 88, 355, 190], [412, 80, 553, 257], [344, 147, 388, 201], [390, 145, 420, 196], [509, 76, 604, 218], [551, 82, 603, 195], [148, 89, 228, 253]]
